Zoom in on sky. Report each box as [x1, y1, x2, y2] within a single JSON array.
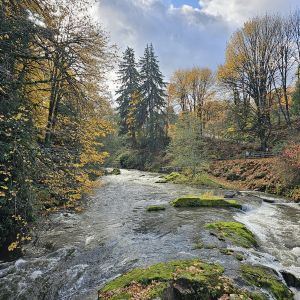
[[96, 0, 299, 88]]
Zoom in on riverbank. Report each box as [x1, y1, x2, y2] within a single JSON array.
[[209, 158, 300, 202], [158, 158, 300, 202]]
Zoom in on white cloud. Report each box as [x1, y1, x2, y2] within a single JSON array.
[[97, 0, 231, 81], [95, 0, 299, 98], [199, 0, 300, 25]]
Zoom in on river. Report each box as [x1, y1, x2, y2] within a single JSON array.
[[0, 170, 299, 299]]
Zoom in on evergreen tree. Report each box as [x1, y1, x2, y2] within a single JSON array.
[[138, 44, 166, 150], [116, 47, 140, 141]]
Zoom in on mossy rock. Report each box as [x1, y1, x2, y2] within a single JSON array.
[[164, 172, 182, 182], [111, 168, 121, 175], [170, 195, 242, 209], [156, 172, 183, 183], [205, 221, 257, 248], [98, 259, 265, 300], [241, 264, 294, 300], [146, 205, 166, 212]]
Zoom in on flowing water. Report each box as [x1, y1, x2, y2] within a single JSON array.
[[0, 170, 299, 299]]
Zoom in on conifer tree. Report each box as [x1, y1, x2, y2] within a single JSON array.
[[116, 47, 140, 140], [138, 44, 166, 150]]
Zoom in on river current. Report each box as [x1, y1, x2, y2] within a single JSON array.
[[0, 170, 299, 299]]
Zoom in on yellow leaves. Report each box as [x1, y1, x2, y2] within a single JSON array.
[[8, 241, 19, 252], [70, 193, 81, 200], [0, 191, 5, 197], [14, 113, 23, 121], [8, 234, 31, 252], [12, 214, 22, 221], [0, 185, 8, 190]]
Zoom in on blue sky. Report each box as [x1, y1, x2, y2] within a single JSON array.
[[96, 0, 299, 91], [165, 0, 199, 7]]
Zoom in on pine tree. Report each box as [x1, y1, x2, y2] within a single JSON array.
[[138, 44, 166, 150], [116, 47, 140, 139]]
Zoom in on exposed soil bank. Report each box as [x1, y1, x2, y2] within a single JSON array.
[[209, 158, 300, 202]]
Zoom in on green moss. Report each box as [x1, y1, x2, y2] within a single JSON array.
[[170, 195, 242, 209], [219, 248, 234, 255], [99, 259, 223, 295], [241, 265, 294, 300], [205, 221, 257, 248], [234, 252, 245, 261], [160, 172, 226, 189], [111, 168, 121, 175], [164, 172, 183, 182], [99, 259, 269, 300], [193, 173, 224, 188], [146, 205, 166, 212]]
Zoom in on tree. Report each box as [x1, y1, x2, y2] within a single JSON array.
[[0, 0, 114, 257], [168, 113, 207, 175], [187, 68, 215, 134], [218, 15, 282, 150], [168, 70, 189, 112], [291, 10, 300, 79], [138, 44, 167, 151], [126, 90, 141, 147], [116, 47, 140, 142], [0, 0, 46, 257], [292, 80, 300, 116], [271, 16, 294, 125]]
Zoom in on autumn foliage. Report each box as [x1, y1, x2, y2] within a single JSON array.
[[0, 1, 114, 258]]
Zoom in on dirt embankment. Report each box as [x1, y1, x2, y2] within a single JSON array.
[[209, 158, 300, 202]]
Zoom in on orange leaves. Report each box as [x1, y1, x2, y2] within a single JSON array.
[[282, 144, 300, 169]]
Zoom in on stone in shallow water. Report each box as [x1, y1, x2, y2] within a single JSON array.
[[224, 191, 237, 199], [280, 271, 300, 289]]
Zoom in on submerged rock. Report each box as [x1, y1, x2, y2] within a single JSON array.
[[146, 205, 166, 212], [224, 191, 237, 199]]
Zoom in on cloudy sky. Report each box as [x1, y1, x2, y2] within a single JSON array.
[[96, 0, 299, 83]]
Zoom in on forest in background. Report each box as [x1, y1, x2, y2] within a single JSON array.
[[1, 1, 300, 259], [108, 12, 300, 199]]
